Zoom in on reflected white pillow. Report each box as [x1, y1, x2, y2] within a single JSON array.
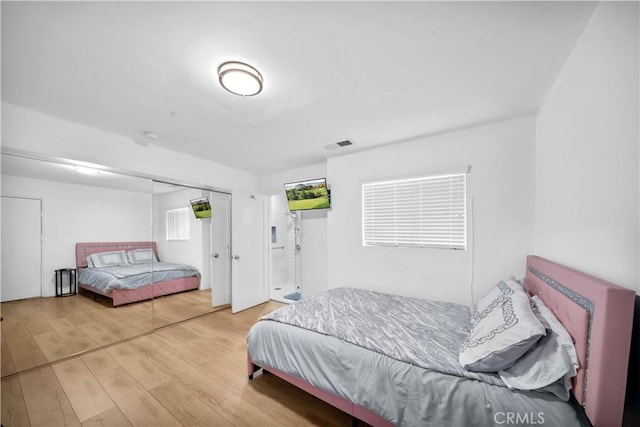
[[87, 250, 129, 268], [127, 248, 158, 264], [460, 277, 545, 372], [498, 295, 579, 400]]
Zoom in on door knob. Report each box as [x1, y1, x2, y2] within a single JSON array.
[[233, 255, 240, 260], [213, 253, 219, 258]]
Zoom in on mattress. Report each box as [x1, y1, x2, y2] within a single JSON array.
[[247, 288, 588, 426]]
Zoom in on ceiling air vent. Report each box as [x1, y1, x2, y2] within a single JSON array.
[[324, 139, 354, 150]]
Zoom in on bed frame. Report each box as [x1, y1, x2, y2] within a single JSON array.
[[75, 241, 200, 307], [248, 255, 636, 427]]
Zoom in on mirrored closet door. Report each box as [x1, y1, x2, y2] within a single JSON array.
[[0, 153, 154, 376], [0, 153, 232, 378], [151, 181, 231, 329]]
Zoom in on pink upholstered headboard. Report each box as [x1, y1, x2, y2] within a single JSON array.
[[524, 255, 635, 427], [76, 241, 158, 268]]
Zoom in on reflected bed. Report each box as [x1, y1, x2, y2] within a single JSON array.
[[76, 242, 200, 307]]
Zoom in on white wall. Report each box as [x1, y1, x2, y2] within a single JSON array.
[[535, 1, 639, 292], [1, 103, 259, 193], [260, 163, 329, 297], [2, 175, 152, 297], [152, 187, 206, 288], [327, 116, 536, 305]]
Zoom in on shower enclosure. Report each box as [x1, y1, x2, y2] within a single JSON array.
[[269, 194, 301, 303]]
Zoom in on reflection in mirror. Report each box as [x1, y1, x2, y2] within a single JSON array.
[[0, 153, 154, 377], [151, 181, 231, 328]]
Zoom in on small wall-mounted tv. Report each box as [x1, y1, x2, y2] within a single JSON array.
[[190, 197, 212, 218], [284, 178, 331, 211]]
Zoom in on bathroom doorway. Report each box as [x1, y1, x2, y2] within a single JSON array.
[[269, 194, 301, 303]]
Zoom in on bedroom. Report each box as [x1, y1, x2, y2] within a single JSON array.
[[1, 1, 638, 426]]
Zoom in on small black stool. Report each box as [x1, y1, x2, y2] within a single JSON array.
[[55, 268, 77, 297]]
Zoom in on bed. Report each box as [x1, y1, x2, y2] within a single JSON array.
[[247, 255, 636, 426], [76, 241, 201, 307]]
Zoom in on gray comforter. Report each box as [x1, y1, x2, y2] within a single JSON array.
[[78, 262, 199, 293], [248, 287, 588, 427], [262, 287, 504, 387]]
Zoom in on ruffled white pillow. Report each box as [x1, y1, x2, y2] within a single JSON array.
[[498, 295, 579, 400]]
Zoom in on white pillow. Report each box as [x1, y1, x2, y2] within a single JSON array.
[[127, 248, 158, 264], [471, 276, 526, 322], [499, 295, 579, 400], [459, 277, 545, 372], [87, 250, 129, 268]]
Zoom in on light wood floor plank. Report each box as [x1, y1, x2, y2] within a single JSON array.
[[80, 348, 123, 378], [2, 326, 49, 372], [105, 341, 171, 389], [1, 333, 17, 377], [81, 405, 133, 427], [149, 380, 233, 426], [126, 335, 233, 404], [1, 375, 30, 427], [18, 366, 81, 426], [19, 310, 53, 337], [129, 334, 282, 426], [10, 299, 41, 319], [48, 315, 100, 353], [95, 366, 181, 426], [152, 291, 213, 329], [33, 329, 76, 361], [77, 320, 128, 347], [52, 358, 116, 422]]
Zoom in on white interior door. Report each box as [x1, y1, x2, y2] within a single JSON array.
[[1, 196, 42, 302], [210, 191, 231, 306], [231, 192, 269, 313]]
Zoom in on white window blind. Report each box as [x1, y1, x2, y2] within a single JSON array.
[[362, 172, 467, 250], [166, 207, 190, 241]]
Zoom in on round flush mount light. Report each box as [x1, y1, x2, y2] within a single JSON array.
[[218, 61, 263, 96]]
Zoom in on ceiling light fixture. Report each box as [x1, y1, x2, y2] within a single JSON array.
[[74, 166, 101, 175], [218, 61, 263, 96], [143, 131, 159, 141]]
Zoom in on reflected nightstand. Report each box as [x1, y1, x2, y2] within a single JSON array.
[[55, 268, 77, 297]]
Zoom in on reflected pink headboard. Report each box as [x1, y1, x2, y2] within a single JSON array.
[[76, 241, 158, 268], [524, 256, 635, 427]]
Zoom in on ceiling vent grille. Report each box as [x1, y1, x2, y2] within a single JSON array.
[[324, 139, 354, 150]]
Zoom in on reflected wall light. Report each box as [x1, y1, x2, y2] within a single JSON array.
[[218, 61, 263, 96]]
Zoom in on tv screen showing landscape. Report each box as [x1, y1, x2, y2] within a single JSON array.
[[284, 178, 331, 211], [190, 197, 212, 218]]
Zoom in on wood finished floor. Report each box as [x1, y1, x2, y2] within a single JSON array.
[[1, 301, 355, 426], [1, 289, 215, 377]]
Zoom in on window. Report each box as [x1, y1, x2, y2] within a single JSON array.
[[362, 171, 467, 250], [166, 207, 190, 241]]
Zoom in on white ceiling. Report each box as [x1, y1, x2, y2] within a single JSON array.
[[1, 1, 596, 175]]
